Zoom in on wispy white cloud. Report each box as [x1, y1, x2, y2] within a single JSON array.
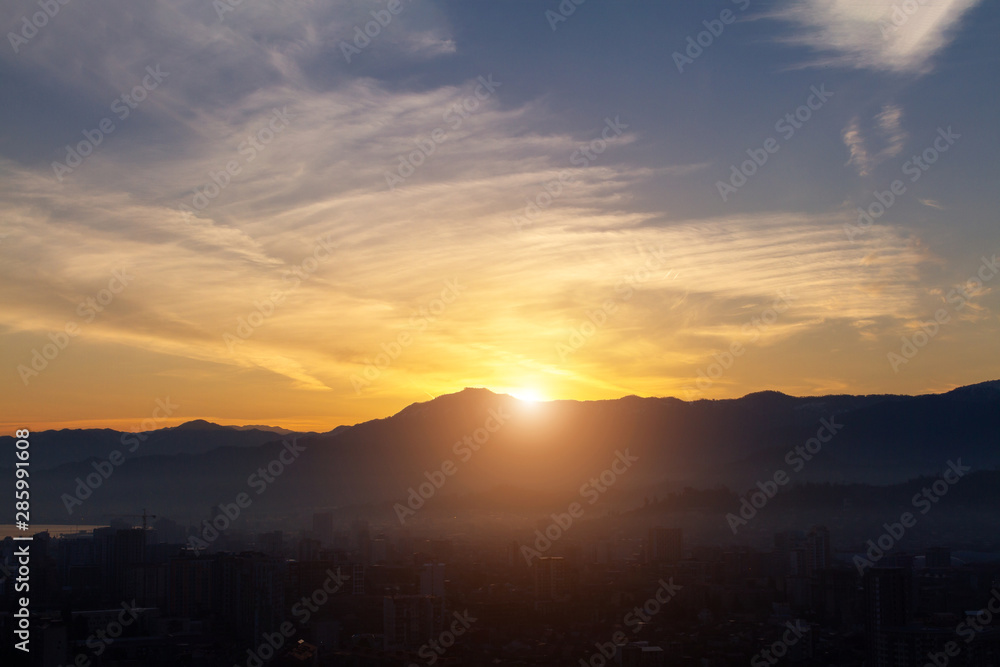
[[773, 0, 982, 73], [842, 117, 872, 176], [841, 104, 908, 176], [397, 30, 457, 58], [1, 0, 994, 425], [874, 104, 907, 160]]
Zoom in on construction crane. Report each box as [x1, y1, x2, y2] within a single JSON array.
[[110, 509, 157, 531]]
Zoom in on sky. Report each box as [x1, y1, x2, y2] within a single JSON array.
[[1, 0, 998, 433]]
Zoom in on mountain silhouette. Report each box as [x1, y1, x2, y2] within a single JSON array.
[[4, 382, 998, 525]]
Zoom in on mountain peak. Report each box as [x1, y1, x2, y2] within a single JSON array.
[[172, 419, 228, 431], [393, 387, 501, 419], [943, 379, 1000, 401], [740, 390, 793, 401], [456, 386, 500, 397], [227, 424, 301, 435]]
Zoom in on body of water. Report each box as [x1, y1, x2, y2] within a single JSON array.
[[0, 524, 108, 539]]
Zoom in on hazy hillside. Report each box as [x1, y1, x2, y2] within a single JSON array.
[[6, 382, 999, 524]]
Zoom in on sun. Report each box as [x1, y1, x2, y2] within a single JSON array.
[[508, 388, 546, 403], [487, 381, 552, 404]]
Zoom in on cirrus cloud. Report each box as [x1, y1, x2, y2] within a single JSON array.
[[772, 0, 982, 74]]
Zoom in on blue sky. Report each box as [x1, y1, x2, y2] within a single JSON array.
[[1, 0, 997, 431]]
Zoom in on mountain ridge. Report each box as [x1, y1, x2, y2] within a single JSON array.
[[14, 380, 999, 439], [4, 380, 998, 524]]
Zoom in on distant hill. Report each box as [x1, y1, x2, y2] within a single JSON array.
[[226, 424, 304, 435], [5, 382, 999, 525], [0, 421, 313, 469]]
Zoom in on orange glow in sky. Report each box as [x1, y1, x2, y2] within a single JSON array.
[[1, 0, 997, 435]]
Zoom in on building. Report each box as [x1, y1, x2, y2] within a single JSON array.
[[168, 555, 214, 618], [647, 527, 683, 564], [298, 537, 322, 562], [420, 563, 446, 598], [864, 568, 912, 666], [925, 547, 951, 569], [534, 556, 569, 601], [805, 526, 831, 574], [619, 641, 666, 666], [258, 530, 284, 558], [382, 595, 444, 650], [312, 512, 334, 544]]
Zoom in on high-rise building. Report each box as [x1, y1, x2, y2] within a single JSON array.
[[864, 567, 912, 666], [352, 563, 366, 595], [211, 553, 288, 644], [123, 562, 168, 608], [353, 520, 371, 563], [420, 563, 446, 598], [619, 642, 666, 666], [647, 527, 683, 564], [312, 512, 334, 544], [925, 547, 951, 569], [168, 556, 214, 617], [382, 595, 444, 650], [258, 530, 284, 558], [814, 568, 859, 628], [94, 528, 146, 600], [775, 527, 829, 578], [370, 537, 388, 564], [298, 537, 322, 562], [534, 556, 569, 601], [806, 525, 831, 574]]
